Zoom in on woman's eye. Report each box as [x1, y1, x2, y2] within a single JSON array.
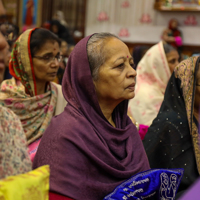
[[169, 59, 176, 64], [43, 56, 51, 60], [130, 63, 135, 68], [118, 63, 124, 68]]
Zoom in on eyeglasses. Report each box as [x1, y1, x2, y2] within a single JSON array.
[[33, 54, 64, 63]]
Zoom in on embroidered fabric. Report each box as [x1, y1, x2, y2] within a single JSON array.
[[104, 168, 184, 200], [143, 56, 200, 196]]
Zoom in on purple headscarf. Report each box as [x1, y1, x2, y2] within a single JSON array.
[[33, 35, 150, 200]]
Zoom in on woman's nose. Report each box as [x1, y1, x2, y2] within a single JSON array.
[[51, 58, 59, 68], [127, 64, 137, 78]]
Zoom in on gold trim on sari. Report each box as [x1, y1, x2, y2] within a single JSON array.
[[175, 56, 200, 174]]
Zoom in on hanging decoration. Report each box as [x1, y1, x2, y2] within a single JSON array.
[[97, 11, 109, 22], [140, 13, 152, 24], [118, 28, 130, 37], [121, 0, 130, 8], [184, 15, 197, 26]]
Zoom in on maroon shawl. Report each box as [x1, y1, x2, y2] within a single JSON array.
[[33, 35, 150, 200]]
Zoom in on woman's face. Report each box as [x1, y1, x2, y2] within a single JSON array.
[[32, 41, 60, 83], [61, 41, 68, 56], [51, 25, 58, 34], [93, 38, 136, 105], [171, 20, 178, 29], [166, 50, 179, 73]]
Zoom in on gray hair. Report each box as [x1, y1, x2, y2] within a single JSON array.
[[87, 32, 119, 81], [163, 42, 176, 54]]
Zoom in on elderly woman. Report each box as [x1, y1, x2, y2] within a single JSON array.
[[143, 56, 200, 198], [33, 33, 150, 199], [0, 28, 67, 161], [129, 41, 179, 126]]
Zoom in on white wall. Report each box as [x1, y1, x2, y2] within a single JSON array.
[[85, 0, 200, 46]]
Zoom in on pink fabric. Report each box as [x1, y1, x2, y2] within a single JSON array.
[[129, 41, 171, 126], [175, 36, 182, 47], [139, 124, 149, 140], [28, 138, 41, 162]]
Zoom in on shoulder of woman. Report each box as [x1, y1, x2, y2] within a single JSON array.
[[50, 82, 67, 115], [0, 78, 29, 98], [0, 105, 25, 137], [50, 81, 62, 94], [51, 81, 61, 88]]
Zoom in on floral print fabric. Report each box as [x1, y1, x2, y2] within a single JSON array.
[[0, 28, 58, 144], [128, 41, 171, 126], [0, 105, 32, 179], [0, 78, 57, 144]]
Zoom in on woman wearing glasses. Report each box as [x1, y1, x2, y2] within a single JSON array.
[[0, 28, 67, 161]]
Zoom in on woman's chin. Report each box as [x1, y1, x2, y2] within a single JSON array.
[[48, 76, 57, 82], [127, 93, 135, 100]]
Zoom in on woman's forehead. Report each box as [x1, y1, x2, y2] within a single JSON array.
[[37, 41, 60, 54]]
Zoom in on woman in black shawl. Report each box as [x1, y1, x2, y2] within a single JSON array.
[[143, 56, 200, 197]]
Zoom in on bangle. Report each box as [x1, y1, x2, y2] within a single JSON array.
[[135, 121, 139, 131]]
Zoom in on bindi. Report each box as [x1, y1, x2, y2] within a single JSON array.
[[127, 56, 129, 58]]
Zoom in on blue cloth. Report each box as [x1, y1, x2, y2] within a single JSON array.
[[104, 168, 184, 200]]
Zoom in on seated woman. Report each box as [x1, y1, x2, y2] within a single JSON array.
[[0, 28, 67, 161], [0, 105, 32, 179], [33, 33, 150, 199], [129, 41, 179, 126], [143, 56, 200, 197], [161, 18, 183, 56]]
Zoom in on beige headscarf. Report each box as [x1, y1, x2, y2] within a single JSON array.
[[129, 41, 171, 126]]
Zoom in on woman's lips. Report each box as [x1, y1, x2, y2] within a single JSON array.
[[48, 72, 57, 76], [127, 83, 135, 91]]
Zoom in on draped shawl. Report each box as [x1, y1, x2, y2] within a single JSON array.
[[0, 29, 58, 144], [129, 41, 171, 126], [33, 35, 150, 200], [143, 56, 200, 194]]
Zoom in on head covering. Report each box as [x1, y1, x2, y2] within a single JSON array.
[[0, 28, 58, 144], [143, 56, 200, 194], [33, 34, 150, 200], [0, 105, 32, 179], [129, 41, 171, 126], [9, 28, 37, 96]]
